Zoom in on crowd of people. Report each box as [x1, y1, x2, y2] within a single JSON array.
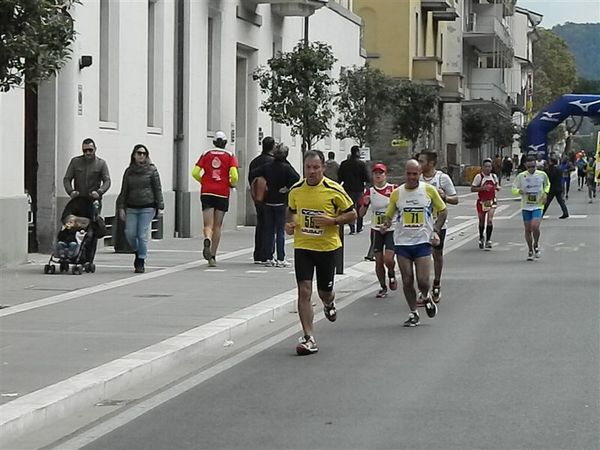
[[59, 136, 596, 355]]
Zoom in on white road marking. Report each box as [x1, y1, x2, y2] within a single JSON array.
[[246, 270, 268, 274]]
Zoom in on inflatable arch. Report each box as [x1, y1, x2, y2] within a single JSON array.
[[526, 94, 600, 157]]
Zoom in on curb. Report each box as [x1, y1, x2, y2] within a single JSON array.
[[0, 261, 375, 444]]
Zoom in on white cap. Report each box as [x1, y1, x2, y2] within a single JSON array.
[[214, 131, 227, 140]]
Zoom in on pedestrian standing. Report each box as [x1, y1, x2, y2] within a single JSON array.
[[286, 150, 356, 355], [380, 160, 447, 327], [543, 157, 569, 218], [471, 159, 500, 249], [192, 131, 239, 267], [559, 156, 573, 199], [249, 144, 300, 267], [576, 155, 587, 191], [117, 144, 164, 273], [248, 137, 275, 264], [324, 151, 340, 182], [418, 151, 458, 304], [492, 154, 503, 186], [512, 156, 550, 260], [338, 145, 370, 234]]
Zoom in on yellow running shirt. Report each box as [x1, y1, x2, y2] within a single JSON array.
[[288, 177, 354, 252]]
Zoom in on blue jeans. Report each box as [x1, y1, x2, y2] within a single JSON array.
[[263, 204, 286, 261], [125, 207, 155, 259]]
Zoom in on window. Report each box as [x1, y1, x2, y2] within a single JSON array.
[[147, 0, 163, 128], [99, 0, 119, 124]]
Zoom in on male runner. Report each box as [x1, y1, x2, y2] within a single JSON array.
[[418, 151, 458, 303], [381, 160, 447, 327], [286, 150, 356, 355], [512, 156, 550, 260], [358, 163, 397, 298]]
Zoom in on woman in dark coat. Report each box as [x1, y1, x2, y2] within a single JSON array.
[[117, 144, 164, 273]]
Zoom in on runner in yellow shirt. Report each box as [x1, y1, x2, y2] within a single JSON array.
[[381, 160, 447, 327], [286, 150, 356, 355]]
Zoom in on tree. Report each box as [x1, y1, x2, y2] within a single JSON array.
[[0, 0, 80, 92], [490, 115, 517, 152], [253, 41, 336, 151], [532, 29, 577, 112], [388, 80, 439, 152], [334, 64, 390, 148], [462, 107, 493, 151]]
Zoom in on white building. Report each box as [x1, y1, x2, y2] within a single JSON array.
[[0, 0, 363, 266]]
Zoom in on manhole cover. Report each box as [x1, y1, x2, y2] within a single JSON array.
[[134, 294, 173, 298]]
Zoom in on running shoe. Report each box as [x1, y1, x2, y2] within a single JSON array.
[[534, 247, 541, 259], [376, 287, 388, 298], [324, 301, 337, 322], [296, 336, 318, 355], [388, 276, 398, 291], [263, 260, 276, 267], [527, 250, 534, 261], [208, 256, 217, 267], [276, 259, 291, 268], [203, 238, 212, 261], [424, 296, 437, 318], [403, 312, 420, 327], [432, 285, 441, 304], [485, 240, 492, 250], [416, 293, 427, 307], [478, 238, 484, 249]]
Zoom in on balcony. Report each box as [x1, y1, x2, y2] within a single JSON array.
[[464, 14, 513, 54], [440, 72, 464, 102], [249, 0, 327, 17], [468, 68, 508, 105], [412, 57, 443, 86], [421, 0, 455, 11]]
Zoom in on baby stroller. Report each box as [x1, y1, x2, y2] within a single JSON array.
[[44, 197, 103, 275]]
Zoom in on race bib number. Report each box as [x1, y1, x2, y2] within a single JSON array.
[[526, 193, 537, 204], [301, 209, 325, 236], [402, 207, 424, 228], [480, 200, 493, 212], [373, 211, 386, 226]]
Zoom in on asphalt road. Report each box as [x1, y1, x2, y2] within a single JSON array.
[[71, 193, 599, 450]]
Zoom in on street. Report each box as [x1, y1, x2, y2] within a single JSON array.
[[1, 187, 599, 450]]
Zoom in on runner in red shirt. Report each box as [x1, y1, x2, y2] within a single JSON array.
[[192, 131, 239, 266], [471, 158, 500, 250]]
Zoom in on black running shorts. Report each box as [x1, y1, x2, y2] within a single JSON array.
[[201, 194, 229, 212], [294, 248, 336, 292], [372, 230, 395, 253]]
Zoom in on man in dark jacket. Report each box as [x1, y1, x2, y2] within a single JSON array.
[[338, 145, 370, 234], [543, 157, 569, 219], [63, 138, 111, 211], [248, 136, 275, 263]]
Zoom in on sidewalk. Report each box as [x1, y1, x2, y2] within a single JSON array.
[[0, 224, 380, 444]]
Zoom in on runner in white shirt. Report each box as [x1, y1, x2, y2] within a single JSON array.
[[417, 151, 458, 304], [359, 163, 397, 298]]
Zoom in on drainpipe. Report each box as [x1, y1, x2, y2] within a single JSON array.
[[174, 0, 185, 237]]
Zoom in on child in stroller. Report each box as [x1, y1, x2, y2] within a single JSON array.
[[44, 197, 102, 274]]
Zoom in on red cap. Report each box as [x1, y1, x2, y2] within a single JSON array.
[[372, 163, 387, 173]]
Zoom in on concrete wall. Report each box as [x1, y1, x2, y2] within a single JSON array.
[[0, 89, 28, 266]]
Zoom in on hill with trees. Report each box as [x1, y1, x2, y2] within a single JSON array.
[[552, 23, 600, 81]]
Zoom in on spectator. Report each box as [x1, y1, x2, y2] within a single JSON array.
[[338, 145, 370, 234], [324, 151, 340, 182]]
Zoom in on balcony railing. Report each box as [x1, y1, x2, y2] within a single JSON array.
[[421, 0, 455, 11], [412, 57, 443, 85], [465, 14, 513, 51]]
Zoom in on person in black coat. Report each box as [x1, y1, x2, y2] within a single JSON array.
[[543, 157, 569, 219], [249, 144, 300, 267], [338, 145, 370, 234], [248, 137, 275, 263]]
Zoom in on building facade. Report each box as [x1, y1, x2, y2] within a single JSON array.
[[0, 0, 364, 266]]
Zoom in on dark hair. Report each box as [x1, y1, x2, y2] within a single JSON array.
[[328, 151, 335, 160], [422, 151, 438, 164], [350, 145, 360, 157], [550, 157, 558, 165], [526, 155, 536, 163], [129, 144, 150, 165], [303, 149, 325, 165], [82, 138, 96, 148], [262, 136, 275, 154]]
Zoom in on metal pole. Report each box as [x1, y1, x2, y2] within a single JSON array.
[[304, 16, 309, 45]]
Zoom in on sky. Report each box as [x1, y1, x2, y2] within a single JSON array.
[[518, 0, 600, 28]]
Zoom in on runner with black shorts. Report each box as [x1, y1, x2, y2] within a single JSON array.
[[286, 150, 356, 355], [192, 131, 239, 267], [358, 163, 398, 298]]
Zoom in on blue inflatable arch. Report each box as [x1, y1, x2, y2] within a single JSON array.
[[526, 94, 600, 157]]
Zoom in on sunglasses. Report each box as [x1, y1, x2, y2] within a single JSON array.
[[135, 151, 148, 156]]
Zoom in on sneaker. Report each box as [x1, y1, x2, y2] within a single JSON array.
[[323, 300, 337, 322], [403, 312, 420, 327], [263, 259, 276, 267], [534, 247, 541, 259], [208, 256, 217, 267], [388, 277, 398, 291], [376, 287, 388, 298], [416, 293, 427, 307], [559, 214, 569, 219], [254, 260, 265, 265], [364, 256, 376, 261], [296, 335, 318, 355], [203, 238, 212, 261], [424, 297, 437, 318], [589, 199, 593, 204], [527, 251, 534, 261], [276, 259, 290, 268], [432, 285, 441, 304], [478, 238, 484, 249], [485, 240, 492, 250]]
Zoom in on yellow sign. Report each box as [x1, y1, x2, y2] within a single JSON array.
[[391, 138, 409, 148]]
